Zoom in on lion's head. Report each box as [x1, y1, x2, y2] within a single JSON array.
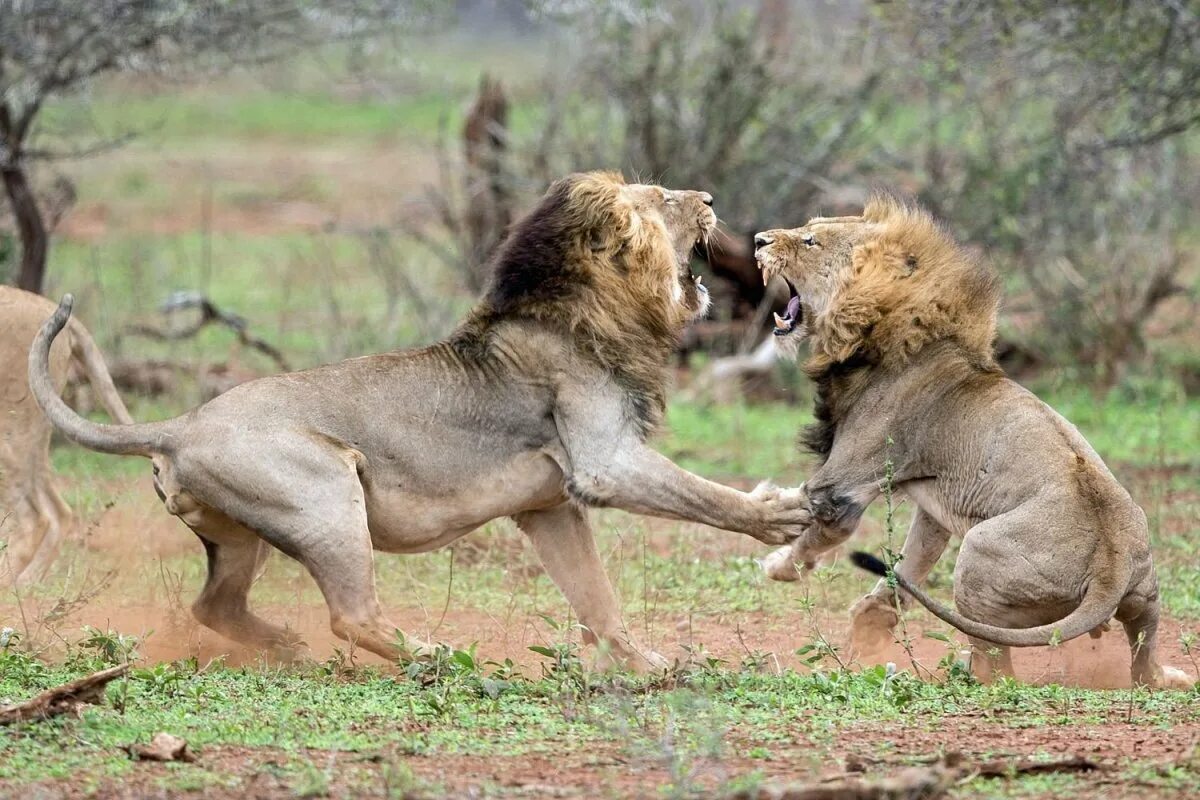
[[754, 194, 1000, 372], [482, 171, 714, 325], [460, 171, 716, 433]]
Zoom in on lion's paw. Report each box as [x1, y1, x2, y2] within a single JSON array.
[[749, 482, 811, 546], [847, 595, 901, 660], [1160, 665, 1195, 690], [758, 545, 803, 582]]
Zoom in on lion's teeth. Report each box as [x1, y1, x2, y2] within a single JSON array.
[[774, 312, 789, 330]]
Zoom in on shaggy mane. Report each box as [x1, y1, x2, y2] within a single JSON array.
[[450, 171, 685, 437], [803, 194, 1003, 459]]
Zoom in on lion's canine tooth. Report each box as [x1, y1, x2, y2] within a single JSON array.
[[774, 312, 789, 331]]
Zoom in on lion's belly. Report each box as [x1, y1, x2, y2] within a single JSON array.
[[361, 450, 566, 553]]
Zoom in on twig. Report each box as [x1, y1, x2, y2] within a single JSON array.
[[124, 292, 290, 372], [0, 664, 128, 725]]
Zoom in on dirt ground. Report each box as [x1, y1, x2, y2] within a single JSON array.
[[4, 471, 1199, 799], [11, 474, 1196, 688]]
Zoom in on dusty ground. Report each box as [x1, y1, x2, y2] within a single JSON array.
[[9, 473, 1197, 688], [4, 469, 1199, 799]]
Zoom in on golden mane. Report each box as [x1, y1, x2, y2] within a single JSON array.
[[807, 193, 1001, 374], [454, 171, 685, 434]]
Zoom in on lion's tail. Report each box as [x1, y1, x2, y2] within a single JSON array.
[[29, 295, 173, 457], [850, 551, 1127, 648], [65, 312, 135, 426]]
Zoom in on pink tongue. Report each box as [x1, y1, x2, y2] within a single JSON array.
[[784, 295, 801, 321]]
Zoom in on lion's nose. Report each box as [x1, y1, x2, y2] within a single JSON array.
[[699, 192, 713, 206], [754, 233, 774, 248]]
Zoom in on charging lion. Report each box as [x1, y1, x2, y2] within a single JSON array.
[[1, 286, 133, 584], [754, 195, 1189, 688], [29, 172, 806, 669]]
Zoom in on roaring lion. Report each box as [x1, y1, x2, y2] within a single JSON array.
[[29, 172, 806, 669], [1, 286, 132, 584], [753, 195, 1189, 688]]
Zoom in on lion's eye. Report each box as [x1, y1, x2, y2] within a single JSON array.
[[802, 234, 817, 247], [664, 194, 679, 205]]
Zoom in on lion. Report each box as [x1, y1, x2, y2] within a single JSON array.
[[753, 194, 1190, 688], [1, 286, 133, 584], [29, 172, 806, 670]]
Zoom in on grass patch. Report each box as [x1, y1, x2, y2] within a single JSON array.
[[1, 651, 1196, 797]]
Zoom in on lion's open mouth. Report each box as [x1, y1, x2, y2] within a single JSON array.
[[773, 279, 802, 336]]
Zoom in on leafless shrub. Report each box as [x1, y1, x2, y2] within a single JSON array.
[[524, 0, 885, 329], [402, 76, 517, 298], [877, 0, 1199, 384], [0, 0, 433, 293]]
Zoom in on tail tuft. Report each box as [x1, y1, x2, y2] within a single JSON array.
[[850, 551, 889, 577]]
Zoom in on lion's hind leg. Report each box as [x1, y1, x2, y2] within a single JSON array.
[[848, 509, 952, 661], [1118, 586, 1192, 689], [301, 519, 428, 663], [967, 636, 1014, 683], [189, 520, 298, 656], [14, 472, 73, 584], [174, 433, 433, 664]]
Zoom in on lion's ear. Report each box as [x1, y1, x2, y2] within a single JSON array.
[[587, 228, 608, 252]]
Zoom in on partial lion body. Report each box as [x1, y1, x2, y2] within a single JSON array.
[[157, 328, 569, 557], [1, 286, 131, 584], [755, 197, 1188, 688]]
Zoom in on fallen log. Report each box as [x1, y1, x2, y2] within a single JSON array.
[[0, 664, 128, 725]]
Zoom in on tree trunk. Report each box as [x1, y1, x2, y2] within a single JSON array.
[[462, 74, 511, 293], [2, 163, 49, 294]]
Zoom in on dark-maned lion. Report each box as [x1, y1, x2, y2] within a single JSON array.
[[754, 195, 1189, 688], [1, 286, 132, 584], [29, 172, 806, 669]]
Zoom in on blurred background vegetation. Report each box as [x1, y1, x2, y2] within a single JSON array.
[[2, 0, 1197, 411]]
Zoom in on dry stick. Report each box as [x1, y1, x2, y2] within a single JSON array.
[[740, 754, 1101, 800], [124, 293, 290, 372], [0, 664, 128, 725]]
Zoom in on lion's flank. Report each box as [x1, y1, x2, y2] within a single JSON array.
[[452, 171, 683, 438]]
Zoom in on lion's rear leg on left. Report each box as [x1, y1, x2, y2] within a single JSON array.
[[1, 465, 71, 586], [14, 471, 73, 583], [191, 533, 298, 654], [300, 524, 429, 662]]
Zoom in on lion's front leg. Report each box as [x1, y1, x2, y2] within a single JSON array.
[[554, 389, 808, 545], [568, 443, 809, 546], [759, 481, 872, 582], [514, 503, 667, 672]]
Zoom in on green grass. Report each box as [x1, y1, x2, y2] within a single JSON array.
[[1, 645, 1196, 798], [45, 228, 473, 375], [38, 36, 548, 148]]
